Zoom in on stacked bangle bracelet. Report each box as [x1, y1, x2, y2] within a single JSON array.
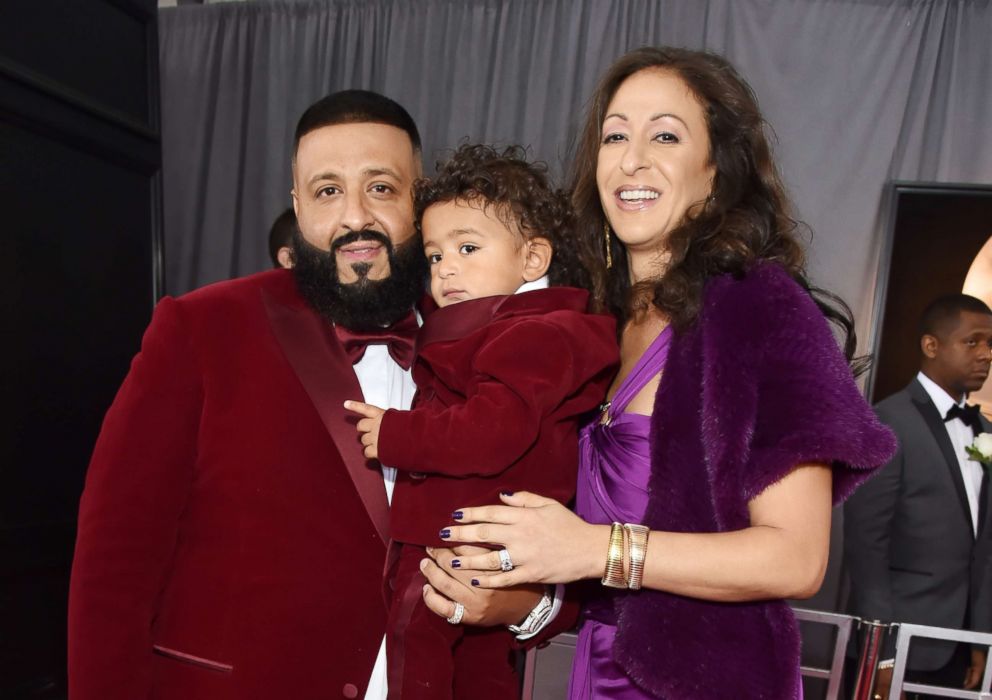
[[624, 523, 649, 590], [601, 521, 651, 590], [601, 522, 627, 588]]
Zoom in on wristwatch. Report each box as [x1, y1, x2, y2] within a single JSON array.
[[508, 587, 554, 636]]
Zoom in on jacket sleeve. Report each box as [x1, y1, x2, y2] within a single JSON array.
[[68, 297, 203, 700], [741, 266, 897, 505], [842, 429, 903, 637], [378, 316, 614, 477], [974, 513, 992, 634]]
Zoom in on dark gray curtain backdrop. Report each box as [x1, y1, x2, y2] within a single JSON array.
[[157, 0, 991, 627], [159, 0, 992, 342]]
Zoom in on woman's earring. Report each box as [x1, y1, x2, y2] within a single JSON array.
[[603, 222, 613, 270]]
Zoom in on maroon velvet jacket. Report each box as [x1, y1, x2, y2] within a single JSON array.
[[69, 270, 576, 700], [380, 287, 619, 546], [70, 270, 392, 700]]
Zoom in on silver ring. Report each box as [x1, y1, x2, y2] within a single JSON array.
[[498, 548, 514, 572], [446, 602, 465, 625]]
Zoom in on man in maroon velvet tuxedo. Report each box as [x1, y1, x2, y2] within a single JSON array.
[[67, 91, 549, 700]]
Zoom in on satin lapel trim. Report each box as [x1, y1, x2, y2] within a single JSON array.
[[910, 381, 972, 534], [262, 290, 389, 545]]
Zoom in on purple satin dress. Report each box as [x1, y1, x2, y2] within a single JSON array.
[[567, 326, 805, 699], [568, 327, 673, 700]]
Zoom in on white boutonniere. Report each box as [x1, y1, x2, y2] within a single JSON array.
[[965, 433, 992, 468]]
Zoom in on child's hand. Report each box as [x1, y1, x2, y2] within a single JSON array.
[[344, 400, 386, 460]]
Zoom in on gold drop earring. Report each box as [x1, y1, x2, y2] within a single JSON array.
[[603, 222, 613, 269]]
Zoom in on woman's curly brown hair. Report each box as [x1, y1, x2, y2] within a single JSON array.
[[414, 144, 591, 290], [570, 46, 864, 371]]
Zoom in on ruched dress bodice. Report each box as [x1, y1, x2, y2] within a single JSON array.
[[569, 327, 672, 699]]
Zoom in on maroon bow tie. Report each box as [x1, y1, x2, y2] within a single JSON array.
[[334, 311, 418, 370]]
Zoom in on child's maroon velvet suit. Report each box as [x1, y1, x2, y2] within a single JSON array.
[[378, 287, 618, 700]]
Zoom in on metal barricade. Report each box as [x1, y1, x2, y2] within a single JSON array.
[[851, 619, 894, 700], [520, 611, 992, 699], [793, 607, 858, 700], [886, 623, 992, 699], [520, 608, 858, 699]]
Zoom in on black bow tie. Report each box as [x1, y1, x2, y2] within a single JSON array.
[[945, 403, 982, 433]]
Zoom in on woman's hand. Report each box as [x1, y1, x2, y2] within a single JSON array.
[[439, 491, 610, 587]]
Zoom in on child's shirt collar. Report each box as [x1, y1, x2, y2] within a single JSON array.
[[516, 275, 549, 295]]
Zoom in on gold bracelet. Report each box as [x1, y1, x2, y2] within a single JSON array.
[[624, 523, 649, 590], [601, 522, 627, 588], [622, 520, 632, 583]]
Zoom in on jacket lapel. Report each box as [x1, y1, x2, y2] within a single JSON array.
[[978, 415, 991, 537], [909, 379, 973, 534], [262, 289, 390, 545]]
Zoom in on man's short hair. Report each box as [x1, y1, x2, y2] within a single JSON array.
[[920, 293, 992, 339], [293, 89, 421, 159], [268, 207, 297, 268]]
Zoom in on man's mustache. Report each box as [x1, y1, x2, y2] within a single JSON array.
[[330, 229, 392, 254]]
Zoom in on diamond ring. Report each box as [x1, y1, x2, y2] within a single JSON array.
[[498, 548, 514, 572], [446, 602, 465, 625]]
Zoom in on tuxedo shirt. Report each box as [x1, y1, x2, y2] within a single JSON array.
[[917, 371, 985, 534], [354, 344, 415, 699]]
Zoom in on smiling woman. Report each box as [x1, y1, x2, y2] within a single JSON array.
[[421, 47, 898, 700], [596, 69, 714, 279]]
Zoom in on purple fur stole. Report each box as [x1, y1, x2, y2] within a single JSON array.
[[612, 263, 897, 699]]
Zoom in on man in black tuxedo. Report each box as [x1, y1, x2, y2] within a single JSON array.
[[845, 294, 992, 698]]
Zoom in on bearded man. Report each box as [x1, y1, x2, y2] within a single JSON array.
[[68, 90, 549, 700]]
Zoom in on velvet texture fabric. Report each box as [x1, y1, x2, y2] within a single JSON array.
[[69, 270, 392, 700], [613, 263, 897, 699], [381, 287, 618, 547]]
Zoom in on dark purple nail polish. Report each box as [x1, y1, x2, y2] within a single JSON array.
[[439, 528, 451, 539], [500, 490, 514, 497], [451, 559, 461, 568], [471, 579, 480, 586], [452, 510, 463, 520]]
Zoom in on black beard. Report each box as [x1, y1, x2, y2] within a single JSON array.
[[290, 228, 427, 331]]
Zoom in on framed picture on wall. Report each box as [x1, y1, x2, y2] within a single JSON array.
[[867, 181, 992, 406]]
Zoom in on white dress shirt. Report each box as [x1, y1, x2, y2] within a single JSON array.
[[354, 345, 416, 699], [917, 372, 985, 535]]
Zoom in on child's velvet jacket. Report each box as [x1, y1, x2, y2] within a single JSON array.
[[380, 286, 618, 546]]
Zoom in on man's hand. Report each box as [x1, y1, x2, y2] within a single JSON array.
[[419, 545, 542, 626], [343, 400, 385, 460], [965, 648, 987, 690]]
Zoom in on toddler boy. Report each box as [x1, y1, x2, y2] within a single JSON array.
[[347, 144, 618, 699]]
